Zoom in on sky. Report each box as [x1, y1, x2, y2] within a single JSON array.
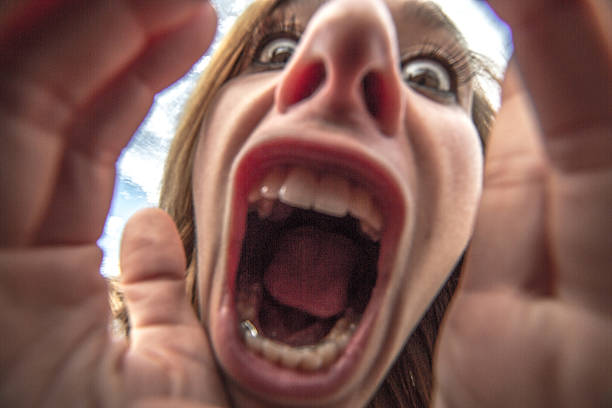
[[98, 0, 511, 277]]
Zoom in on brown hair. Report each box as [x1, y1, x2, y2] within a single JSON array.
[[111, 0, 497, 406]]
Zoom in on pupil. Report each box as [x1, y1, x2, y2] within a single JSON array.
[[412, 71, 439, 89], [271, 47, 293, 63]]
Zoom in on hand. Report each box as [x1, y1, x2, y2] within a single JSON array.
[[0, 1, 226, 406], [434, 1, 612, 407]]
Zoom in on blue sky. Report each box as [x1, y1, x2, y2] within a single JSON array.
[[98, 0, 511, 277]]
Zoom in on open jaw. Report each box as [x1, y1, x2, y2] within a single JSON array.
[[215, 141, 406, 399], [238, 164, 381, 370]]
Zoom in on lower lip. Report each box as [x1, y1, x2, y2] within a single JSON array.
[[213, 281, 385, 401]]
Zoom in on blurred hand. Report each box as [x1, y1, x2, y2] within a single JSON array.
[[434, 1, 612, 407], [0, 1, 227, 406]]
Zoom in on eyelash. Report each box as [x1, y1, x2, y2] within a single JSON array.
[[402, 40, 475, 91], [249, 16, 303, 66], [247, 19, 475, 102]]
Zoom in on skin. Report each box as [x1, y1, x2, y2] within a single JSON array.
[[0, 1, 610, 408]]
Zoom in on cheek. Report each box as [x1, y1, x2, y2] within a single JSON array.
[[437, 112, 483, 213], [407, 98, 483, 213], [395, 97, 483, 311], [193, 73, 279, 213]]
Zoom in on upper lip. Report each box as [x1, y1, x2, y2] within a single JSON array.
[[211, 131, 408, 401]]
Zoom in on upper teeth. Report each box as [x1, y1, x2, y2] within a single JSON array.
[[248, 165, 383, 241]]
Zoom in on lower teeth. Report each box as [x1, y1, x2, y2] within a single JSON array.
[[239, 315, 358, 371]]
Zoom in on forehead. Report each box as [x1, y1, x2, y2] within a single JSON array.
[[273, 0, 460, 32], [269, 0, 465, 48]]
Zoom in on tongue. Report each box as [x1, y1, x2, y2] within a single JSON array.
[[264, 226, 358, 319]]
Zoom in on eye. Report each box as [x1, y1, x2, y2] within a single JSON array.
[[402, 58, 453, 98], [256, 37, 298, 67]]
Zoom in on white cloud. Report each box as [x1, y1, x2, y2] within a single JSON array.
[[99, 215, 126, 277], [212, 0, 254, 17], [105, 215, 126, 237], [117, 147, 165, 204]]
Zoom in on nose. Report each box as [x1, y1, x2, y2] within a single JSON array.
[[276, 0, 404, 136]]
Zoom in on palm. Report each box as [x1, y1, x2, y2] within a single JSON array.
[[0, 1, 225, 406], [435, 1, 612, 406]]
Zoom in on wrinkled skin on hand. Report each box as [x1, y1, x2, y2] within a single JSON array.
[[0, 0, 610, 407], [0, 1, 227, 407], [433, 1, 612, 407]]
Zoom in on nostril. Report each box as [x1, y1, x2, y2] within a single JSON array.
[[285, 61, 326, 107], [362, 72, 384, 122], [362, 71, 400, 136]]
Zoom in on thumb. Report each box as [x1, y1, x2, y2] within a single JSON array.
[[120, 208, 229, 406], [120, 208, 195, 329]]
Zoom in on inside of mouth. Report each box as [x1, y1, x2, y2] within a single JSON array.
[[236, 201, 379, 350]]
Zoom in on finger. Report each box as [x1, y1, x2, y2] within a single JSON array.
[[2, 0, 216, 128], [486, 0, 612, 314], [0, 0, 216, 245], [486, 0, 612, 172], [461, 61, 552, 293], [34, 5, 217, 245], [120, 209, 228, 406], [120, 208, 192, 329], [0, 245, 107, 406], [65, 1, 216, 161]]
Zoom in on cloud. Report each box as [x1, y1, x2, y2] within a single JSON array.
[[117, 128, 170, 204], [99, 215, 126, 277]]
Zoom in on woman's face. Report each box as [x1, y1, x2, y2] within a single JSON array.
[[192, 0, 483, 406]]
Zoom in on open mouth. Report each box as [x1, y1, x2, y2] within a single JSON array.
[[235, 165, 382, 371], [215, 139, 406, 398]]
